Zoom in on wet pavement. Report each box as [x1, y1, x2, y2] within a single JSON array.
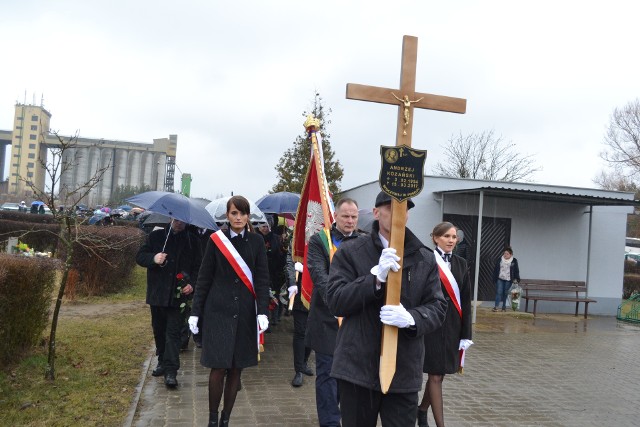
[[127, 309, 640, 427]]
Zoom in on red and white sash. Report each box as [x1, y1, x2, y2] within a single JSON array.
[[211, 230, 255, 297], [434, 250, 468, 372], [434, 251, 461, 318], [210, 230, 264, 351]]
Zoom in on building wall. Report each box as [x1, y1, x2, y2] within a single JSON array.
[[341, 176, 634, 316], [4, 104, 176, 205], [9, 104, 51, 198]]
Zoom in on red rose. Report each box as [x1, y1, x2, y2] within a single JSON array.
[[176, 273, 184, 280]]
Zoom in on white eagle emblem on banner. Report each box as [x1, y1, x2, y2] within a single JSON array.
[[305, 200, 325, 243]]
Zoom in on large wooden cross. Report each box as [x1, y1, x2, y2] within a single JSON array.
[[346, 35, 466, 393]]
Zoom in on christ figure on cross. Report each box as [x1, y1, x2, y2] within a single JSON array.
[[391, 92, 424, 135]]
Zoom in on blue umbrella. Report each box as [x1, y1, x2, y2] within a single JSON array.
[[256, 192, 300, 214], [126, 191, 218, 231], [88, 211, 108, 225]]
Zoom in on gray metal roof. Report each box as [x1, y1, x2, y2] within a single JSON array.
[[437, 186, 640, 207]]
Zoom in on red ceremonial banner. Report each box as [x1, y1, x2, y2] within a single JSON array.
[[292, 130, 333, 309]]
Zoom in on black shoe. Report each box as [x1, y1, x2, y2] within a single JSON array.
[[417, 409, 429, 427], [151, 365, 165, 377], [208, 411, 219, 426], [219, 411, 229, 426], [291, 372, 303, 387], [164, 373, 178, 388], [301, 364, 314, 376]]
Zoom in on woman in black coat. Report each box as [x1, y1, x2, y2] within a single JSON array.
[[190, 196, 270, 427], [418, 222, 473, 427]]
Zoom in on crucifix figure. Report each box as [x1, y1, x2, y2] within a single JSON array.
[[391, 93, 424, 135], [346, 35, 466, 393]]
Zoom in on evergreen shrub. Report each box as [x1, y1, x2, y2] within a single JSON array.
[[0, 254, 59, 366], [65, 226, 145, 296]]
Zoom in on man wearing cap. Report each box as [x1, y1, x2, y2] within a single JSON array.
[[305, 197, 360, 427], [326, 191, 446, 427]]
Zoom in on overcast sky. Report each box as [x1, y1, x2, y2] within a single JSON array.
[[2, 1, 639, 203]]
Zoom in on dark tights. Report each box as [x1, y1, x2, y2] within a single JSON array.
[[209, 367, 242, 417], [418, 374, 445, 427]]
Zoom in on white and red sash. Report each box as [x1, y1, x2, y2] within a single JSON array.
[[210, 230, 255, 297], [434, 251, 462, 317], [210, 230, 264, 351], [434, 250, 467, 372]]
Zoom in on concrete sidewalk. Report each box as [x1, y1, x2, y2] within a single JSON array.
[[127, 309, 640, 427]]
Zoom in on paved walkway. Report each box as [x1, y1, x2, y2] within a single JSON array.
[[128, 309, 640, 427]]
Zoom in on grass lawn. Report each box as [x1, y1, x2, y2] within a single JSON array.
[[0, 266, 152, 427]]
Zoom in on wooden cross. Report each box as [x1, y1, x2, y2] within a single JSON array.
[[346, 35, 466, 393]]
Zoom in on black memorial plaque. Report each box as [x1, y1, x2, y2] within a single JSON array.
[[379, 144, 427, 202]]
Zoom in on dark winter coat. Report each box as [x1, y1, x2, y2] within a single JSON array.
[[285, 245, 306, 313], [492, 257, 521, 283], [262, 230, 286, 291], [326, 222, 447, 393], [305, 225, 359, 355], [454, 239, 473, 266], [423, 252, 473, 374], [191, 230, 270, 369], [136, 226, 202, 307]]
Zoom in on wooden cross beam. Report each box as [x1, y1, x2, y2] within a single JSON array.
[[346, 35, 466, 393]]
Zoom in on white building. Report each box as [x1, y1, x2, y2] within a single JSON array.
[[342, 176, 637, 316]]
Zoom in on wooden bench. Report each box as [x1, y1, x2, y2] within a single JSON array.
[[520, 279, 597, 318]]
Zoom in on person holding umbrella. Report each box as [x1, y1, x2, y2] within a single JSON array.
[[188, 195, 271, 427], [135, 218, 202, 388]]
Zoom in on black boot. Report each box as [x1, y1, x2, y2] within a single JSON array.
[[219, 411, 230, 426], [417, 409, 429, 427], [208, 411, 219, 426], [151, 364, 165, 377]]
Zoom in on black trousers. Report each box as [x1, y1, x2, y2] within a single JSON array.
[[150, 305, 183, 374], [338, 379, 418, 427], [292, 309, 311, 372]]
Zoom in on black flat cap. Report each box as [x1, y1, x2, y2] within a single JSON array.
[[374, 191, 415, 209]]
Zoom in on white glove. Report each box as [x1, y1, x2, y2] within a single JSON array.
[[294, 262, 304, 273], [459, 339, 474, 351], [380, 303, 415, 328], [288, 285, 298, 299], [257, 314, 269, 332], [188, 316, 199, 335], [370, 248, 401, 282]]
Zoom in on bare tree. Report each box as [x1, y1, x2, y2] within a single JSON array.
[[20, 132, 139, 380], [601, 98, 640, 175], [433, 130, 540, 182], [593, 168, 640, 198]]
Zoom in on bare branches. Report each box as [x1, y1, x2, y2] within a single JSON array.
[[593, 168, 639, 198], [434, 130, 540, 182], [601, 98, 640, 175]]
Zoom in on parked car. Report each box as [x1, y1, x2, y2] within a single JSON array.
[[1, 202, 20, 211], [625, 253, 640, 265]]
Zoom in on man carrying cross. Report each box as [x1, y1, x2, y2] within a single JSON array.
[[326, 191, 446, 426], [328, 34, 466, 426]]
